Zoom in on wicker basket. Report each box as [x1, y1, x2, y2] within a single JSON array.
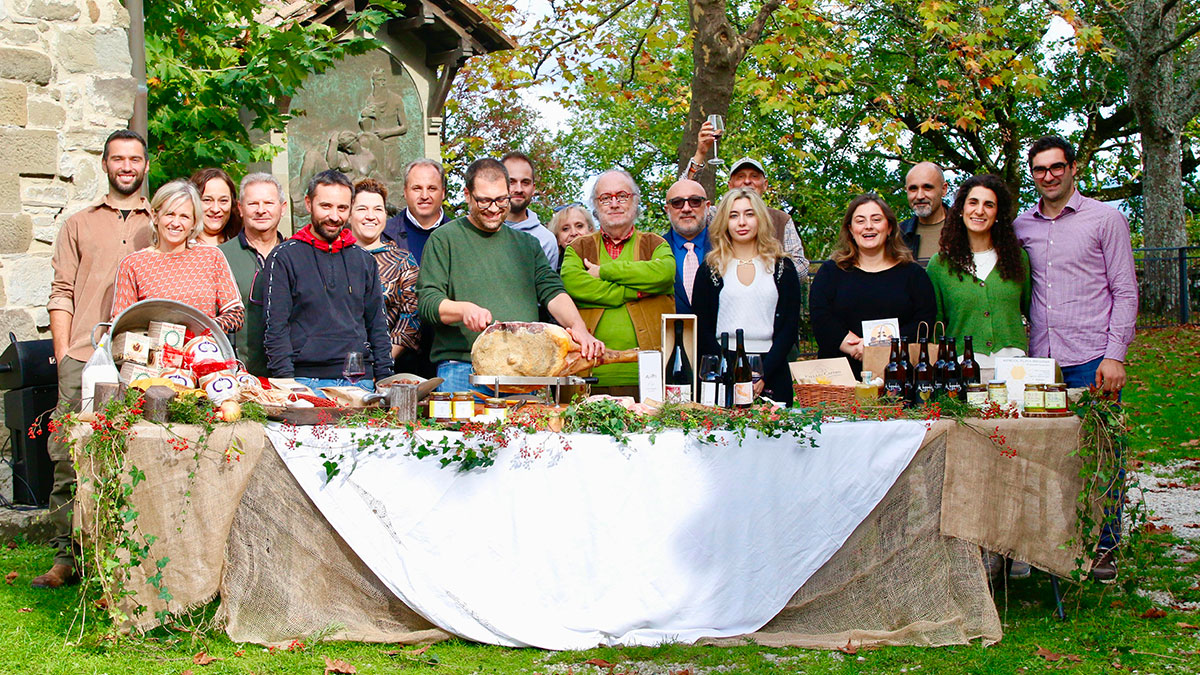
[[792, 383, 857, 407]]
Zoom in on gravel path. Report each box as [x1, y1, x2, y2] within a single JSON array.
[[1132, 462, 1200, 541]]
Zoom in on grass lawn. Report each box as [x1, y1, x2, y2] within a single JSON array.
[[2, 327, 1199, 674]]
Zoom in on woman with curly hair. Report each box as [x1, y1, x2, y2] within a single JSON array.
[[810, 193, 936, 378], [692, 188, 802, 405], [927, 174, 1031, 369]]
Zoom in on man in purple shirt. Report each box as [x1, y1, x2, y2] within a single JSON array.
[[1014, 134, 1138, 582]]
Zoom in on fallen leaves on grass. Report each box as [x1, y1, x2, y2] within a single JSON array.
[[1178, 622, 1200, 629], [1144, 523, 1175, 535], [4, 571, 16, 585], [323, 655, 356, 674], [1035, 646, 1082, 662], [192, 652, 221, 665], [4, 541, 15, 550], [837, 639, 858, 655], [17, 608, 31, 613], [1139, 608, 1168, 619], [585, 658, 616, 668], [1182, 439, 1200, 448]]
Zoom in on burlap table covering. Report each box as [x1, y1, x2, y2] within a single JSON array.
[[939, 416, 1088, 578], [219, 424, 1001, 648], [74, 421, 266, 633]]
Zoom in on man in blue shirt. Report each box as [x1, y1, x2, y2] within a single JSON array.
[[382, 159, 451, 263], [661, 179, 711, 313]]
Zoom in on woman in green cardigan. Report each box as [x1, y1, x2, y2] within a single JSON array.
[[927, 174, 1031, 369]]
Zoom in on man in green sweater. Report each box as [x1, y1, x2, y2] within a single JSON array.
[[417, 158, 603, 392], [561, 169, 674, 392]]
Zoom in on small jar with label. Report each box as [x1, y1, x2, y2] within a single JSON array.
[[1044, 382, 1069, 413], [429, 392, 453, 422], [1023, 384, 1046, 413], [855, 371, 879, 405], [987, 379, 1008, 405], [965, 383, 988, 407], [451, 392, 475, 420], [484, 398, 507, 421]]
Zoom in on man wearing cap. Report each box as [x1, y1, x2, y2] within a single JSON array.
[[684, 123, 809, 279], [898, 161, 950, 260], [662, 179, 711, 313]]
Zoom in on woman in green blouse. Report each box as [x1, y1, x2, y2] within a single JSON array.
[[927, 174, 1031, 369]]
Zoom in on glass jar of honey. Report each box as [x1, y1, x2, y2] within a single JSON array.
[[1044, 382, 1068, 413], [429, 392, 452, 422], [965, 383, 988, 407], [451, 392, 475, 420], [484, 398, 507, 421], [987, 379, 1008, 405], [1023, 384, 1046, 413]]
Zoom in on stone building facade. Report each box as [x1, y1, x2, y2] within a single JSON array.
[[0, 0, 135, 346]]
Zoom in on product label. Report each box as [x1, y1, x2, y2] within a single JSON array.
[[665, 384, 692, 404], [204, 375, 238, 404], [966, 390, 988, 407], [430, 400, 451, 419], [988, 387, 1008, 405], [1024, 389, 1045, 409], [452, 400, 474, 420], [700, 381, 718, 407], [1044, 391, 1067, 410], [733, 381, 753, 406]]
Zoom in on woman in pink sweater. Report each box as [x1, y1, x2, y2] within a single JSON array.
[[111, 179, 245, 332]]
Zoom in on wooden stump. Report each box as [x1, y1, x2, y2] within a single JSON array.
[[93, 382, 121, 410], [385, 383, 418, 422], [142, 385, 177, 423]]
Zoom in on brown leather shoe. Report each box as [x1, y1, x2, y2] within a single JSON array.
[[30, 563, 78, 589], [1091, 550, 1118, 583]]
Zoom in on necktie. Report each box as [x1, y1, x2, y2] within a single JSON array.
[[682, 241, 699, 304]]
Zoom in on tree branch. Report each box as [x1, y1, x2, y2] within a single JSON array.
[[1086, 182, 1141, 201], [531, 0, 639, 79], [1091, 0, 1139, 46], [738, 0, 783, 48], [622, 0, 664, 87], [1151, 18, 1200, 59]]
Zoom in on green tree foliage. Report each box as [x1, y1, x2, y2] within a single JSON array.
[[145, 0, 402, 189]]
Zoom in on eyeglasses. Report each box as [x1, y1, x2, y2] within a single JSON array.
[[666, 196, 706, 209], [1031, 162, 1069, 179], [596, 192, 634, 205], [472, 195, 510, 211]]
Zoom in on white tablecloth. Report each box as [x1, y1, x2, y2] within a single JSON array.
[[268, 419, 928, 649]]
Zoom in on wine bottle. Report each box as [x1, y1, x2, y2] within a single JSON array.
[[732, 328, 753, 408], [898, 337, 914, 406], [884, 337, 904, 400], [915, 337, 934, 405], [664, 321, 693, 404], [961, 335, 981, 386], [933, 336, 948, 399], [944, 337, 963, 401], [716, 332, 731, 408]]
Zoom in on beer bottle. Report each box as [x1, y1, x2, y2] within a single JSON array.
[[898, 337, 915, 405], [915, 337, 934, 405], [933, 336, 948, 399], [884, 337, 904, 400], [944, 337, 963, 400], [961, 335, 981, 386]]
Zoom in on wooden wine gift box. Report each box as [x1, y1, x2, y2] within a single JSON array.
[[660, 313, 698, 394]]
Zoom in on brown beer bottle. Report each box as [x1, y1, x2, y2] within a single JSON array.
[[960, 335, 981, 385]]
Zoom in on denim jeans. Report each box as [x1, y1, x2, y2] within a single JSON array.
[[1061, 355, 1124, 551], [294, 377, 375, 398], [435, 360, 495, 396]]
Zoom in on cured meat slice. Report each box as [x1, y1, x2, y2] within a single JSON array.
[[471, 322, 639, 377]]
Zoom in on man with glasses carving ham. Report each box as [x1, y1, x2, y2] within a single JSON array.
[[417, 158, 602, 393], [560, 169, 675, 395], [1013, 134, 1137, 583]]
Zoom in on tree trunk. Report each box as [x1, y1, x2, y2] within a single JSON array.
[[1124, 5, 1188, 318], [677, 0, 742, 199]]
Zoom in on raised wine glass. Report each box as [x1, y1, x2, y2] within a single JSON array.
[[342, 351, 366, 384], [707, 114, 725, 166]]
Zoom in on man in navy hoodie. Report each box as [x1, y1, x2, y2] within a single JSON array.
[[263, 170, 393, 391]]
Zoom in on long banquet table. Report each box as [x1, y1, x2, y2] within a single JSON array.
[[75, 414, 1085, 649]]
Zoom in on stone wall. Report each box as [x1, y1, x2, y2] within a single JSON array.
[[0, 0, 135, 345]]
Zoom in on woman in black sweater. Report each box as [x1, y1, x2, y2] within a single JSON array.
[[692, 188, 802, 406], [809, 194, 936, 379]]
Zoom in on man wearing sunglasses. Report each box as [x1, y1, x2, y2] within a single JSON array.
[[417, 158, 603, 393], [662, 179, 711, 312], [1013, 134, 1137, 582]]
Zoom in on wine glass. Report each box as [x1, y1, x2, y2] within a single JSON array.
[[707, 114, 725, 166], [342, 351, 366, 384], [748, 355, 764, 386], [699, 355, 720, 406]]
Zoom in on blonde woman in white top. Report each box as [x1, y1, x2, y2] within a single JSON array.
[[691, 188, 802, 405]]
